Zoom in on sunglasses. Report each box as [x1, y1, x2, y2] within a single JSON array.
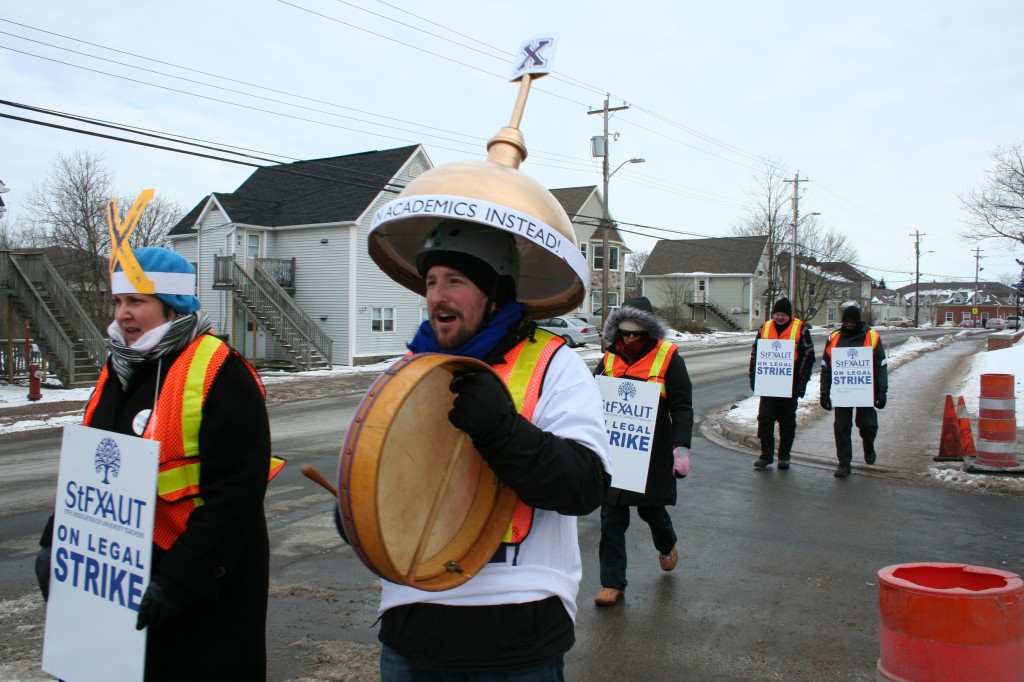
[[619, 330, 648, 339]]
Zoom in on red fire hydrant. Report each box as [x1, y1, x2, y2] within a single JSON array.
[[28, 362, 43, 401], [25, 322, 42, 401]]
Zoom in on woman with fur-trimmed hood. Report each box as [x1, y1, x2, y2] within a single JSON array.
[[592, 297, 694, 607]]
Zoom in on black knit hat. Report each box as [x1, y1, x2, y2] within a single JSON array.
[[623, 296, 654, 313], [842, 305, 862, 324], [420, 250, 515, 306], [772, 298, 793, 316]]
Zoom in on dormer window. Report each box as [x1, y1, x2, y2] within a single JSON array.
[[953, 295, 962, 304]]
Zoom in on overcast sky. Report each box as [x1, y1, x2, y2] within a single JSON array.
[[2, 1, 1022, 289]]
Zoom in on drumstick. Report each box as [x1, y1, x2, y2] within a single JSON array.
[[300, 464, 338, 497]]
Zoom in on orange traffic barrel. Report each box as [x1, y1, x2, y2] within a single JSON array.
[[878, 563, 1024, 682], [977, 373, 1018, 468]]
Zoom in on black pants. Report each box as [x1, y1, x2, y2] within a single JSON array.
[[833, 406, 878, 465], [599, 503, 676, 591], [756, 396, 798, 460]]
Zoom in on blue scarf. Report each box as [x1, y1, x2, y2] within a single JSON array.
[[407, 302, 526, 361]]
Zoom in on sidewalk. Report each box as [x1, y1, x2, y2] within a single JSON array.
[[703, 335, 1024, 497]]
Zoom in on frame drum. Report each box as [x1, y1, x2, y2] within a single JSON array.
[[337, 353, 518, 591]]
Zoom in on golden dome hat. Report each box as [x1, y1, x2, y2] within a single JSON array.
[[368, 72, 587, 318]]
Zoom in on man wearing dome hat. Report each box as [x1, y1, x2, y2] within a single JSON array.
[[748, 297, 816, 470], [819, 303, 889, 478], [358, 216, 610, 677], [592, 296, 693, 608], [35, 245, 275, 679]]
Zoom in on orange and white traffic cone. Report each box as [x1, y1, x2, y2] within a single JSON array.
[[934, 394, 965, 461], [974, 374, 1019, 469], [957, 396, 976, 456]]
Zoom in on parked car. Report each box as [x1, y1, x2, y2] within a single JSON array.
[[881, 316, 914, 328], [535, 316, 601, 347], [1006, 315, 1022, 330], [959, 319, 979, 328], [986, 318, 1007, 331]]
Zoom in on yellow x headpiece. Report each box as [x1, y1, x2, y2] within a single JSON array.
[[107, 189, 156, 294]]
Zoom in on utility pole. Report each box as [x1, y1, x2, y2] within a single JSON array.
[[972, 247, 984, 326], [911, 230, 924, 326], [588, 95, 629, 334], [783, 172, 807, 316]]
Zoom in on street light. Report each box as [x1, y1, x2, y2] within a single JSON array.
[[789, 211, 820, 317], [599, 156, 644, 332]]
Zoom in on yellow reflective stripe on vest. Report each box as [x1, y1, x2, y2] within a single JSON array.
[[180, 335, 221, 458], [158, 462, 202, 498], [503, 330, 558, 414], [649, 341, 674, 398]]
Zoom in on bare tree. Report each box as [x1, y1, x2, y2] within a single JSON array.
[[625, 249, 649, 299], [656, 277, 691, 328], [772, 215, 859, 320], [960, 141, 1024, 250], [19, 149, 183, 324], [731, 157, 792, 314]]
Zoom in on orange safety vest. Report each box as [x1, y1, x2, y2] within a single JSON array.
[[759, 319, 805, 361], [83, 334, 284, 550], [599, 339, 678, 399], [491, 329, 566, 545], [824, 328, 879, 361]]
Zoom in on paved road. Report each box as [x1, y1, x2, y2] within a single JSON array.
[[3, 329, 1022, 681]]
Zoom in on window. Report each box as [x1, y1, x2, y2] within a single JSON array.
[[247, 233, 260, 259], [580, 243, 587, 259], [697, 279, 707, 291], [827, 307, 837, 323], [809, 282, 817, 296], [593, 245, 619, 271], [945, 312, 953, 322], [961, 312, 970, 322], [608, 291, 620, 307], [953, 295, 962, 304], [371, 307, 394, 332], [591, 290, 602, 314]]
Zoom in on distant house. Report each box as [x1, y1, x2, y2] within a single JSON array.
[[894, 281, 1020, 326], [166, 145, 431, 368], [551, 186, 629, 318], [870, 287, 912, 324], [640, 235, 770, 331], [779, 254, 874, 326]]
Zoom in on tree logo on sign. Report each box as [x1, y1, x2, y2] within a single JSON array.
[[771, 340, 783, 351], [95, 437, 122, 484], [846, 348, 859, 358], [618, 381, 637, 401]]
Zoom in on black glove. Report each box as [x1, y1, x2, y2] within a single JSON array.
[[796, 384, 807, 399], [874, 394, 887, 410], [820, 395, 832, 411], [749, 378, 755, 392], [35, 546, 52, 601], [448, 371, 517, 445], [136, 578, 191, 631]]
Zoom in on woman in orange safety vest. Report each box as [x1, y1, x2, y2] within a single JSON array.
[[36, 247, 272, 681]]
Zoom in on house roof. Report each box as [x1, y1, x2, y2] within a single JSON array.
[[816, 261, 871, 283], [642, 235, 768, 276], [549, 185, 625, 243], [168, 145, 419, 235], [895, 280, 1016, 299]]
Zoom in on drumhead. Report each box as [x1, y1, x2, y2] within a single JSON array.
[[338, 353, 518, 591]]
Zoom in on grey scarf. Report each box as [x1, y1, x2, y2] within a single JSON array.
[[108, 311, 213, 390]]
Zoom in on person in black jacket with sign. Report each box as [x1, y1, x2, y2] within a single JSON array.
[[819, 304, 889, 478]]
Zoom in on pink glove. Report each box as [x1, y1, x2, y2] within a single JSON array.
[[673, 446, 690, 479]]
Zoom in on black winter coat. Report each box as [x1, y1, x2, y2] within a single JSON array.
[[597, 307, 693, 507], [46, 341, 272, 681]]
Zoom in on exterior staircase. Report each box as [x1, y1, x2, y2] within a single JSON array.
[[0, 251, 106, 387], [685, 291, 745, 332], [212, 256, 331, 370]]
